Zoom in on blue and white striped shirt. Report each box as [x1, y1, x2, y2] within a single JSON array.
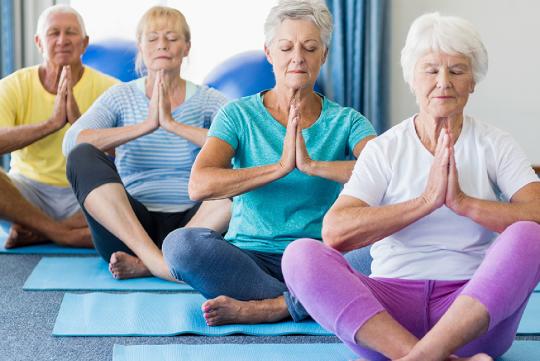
[[63, 79, 228, 212]]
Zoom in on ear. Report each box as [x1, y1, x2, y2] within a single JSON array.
[[264, 44, 273, 65], [34, 35, 43, 53], [82, 36, 89, 53], [183, 42, 191, 57], [321, 47, 328, 65]]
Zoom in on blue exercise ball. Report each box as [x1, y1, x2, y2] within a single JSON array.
[[204, 50, 324, 100], [82, 39, 138, 82]]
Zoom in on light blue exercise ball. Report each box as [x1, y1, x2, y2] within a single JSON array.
[[82, 39, 138, 82], [204, 50, 324, 100]]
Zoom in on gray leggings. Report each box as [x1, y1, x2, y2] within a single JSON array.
[[162, 227, 372, 322]]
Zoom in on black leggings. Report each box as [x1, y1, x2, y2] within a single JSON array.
[[66, 143, 199, 261]]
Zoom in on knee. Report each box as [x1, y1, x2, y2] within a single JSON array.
[[504, 221, 540, 247], [66, 143, 100, 181], [282, 238, 328, 286], [162, 227, 215, 277]]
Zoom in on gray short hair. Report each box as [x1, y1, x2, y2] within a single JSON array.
[[264, 0, 333, 48], [401, 12, 488, 90], [36, 4, 87, 39]]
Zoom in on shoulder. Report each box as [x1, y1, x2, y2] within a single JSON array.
[[370, 116, 412, 148], [189, 83, 228, 106], [218, 93, 259, 114], [465, 115, 512, 141], [0, 66, 38, 89], [82, 66, 120, 88]]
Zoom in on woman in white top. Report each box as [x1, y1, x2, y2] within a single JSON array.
[[282, 12, 540, 361]]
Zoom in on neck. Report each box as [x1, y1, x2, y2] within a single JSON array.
[[266, 84, 321, 127], [146, 69, 183, 96], [39, 61, 84, 93], [415, 112, 464, 153]]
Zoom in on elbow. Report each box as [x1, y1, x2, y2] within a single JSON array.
[[188, 173, 213, 201], [321, 215, 348, 252]]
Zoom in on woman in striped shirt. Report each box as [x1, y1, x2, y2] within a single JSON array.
[[62, 6, 231, 281]]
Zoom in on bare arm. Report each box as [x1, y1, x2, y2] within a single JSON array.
[[189, 137, 292, 201], [157, 73, 209, 147], [322, 195, 433, 252], [160, 121, 208, 147], [323, 130, 451, 252], [297, 135, 375, 183], [76, 122, 155, 152], [189, 105, 299, 201], [0, 68, 69, 155], [0, 121, 62, 154]]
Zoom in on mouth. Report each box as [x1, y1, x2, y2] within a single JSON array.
[[288, 70, 307, 74]]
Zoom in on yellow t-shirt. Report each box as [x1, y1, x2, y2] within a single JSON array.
[[0, 66, 118, 186]]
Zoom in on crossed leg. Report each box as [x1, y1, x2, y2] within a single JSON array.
[[283, 222, 540, 361], [0, 170, 91, 248]]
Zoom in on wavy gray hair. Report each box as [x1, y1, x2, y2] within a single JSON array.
[[264, 0, 333, 48]]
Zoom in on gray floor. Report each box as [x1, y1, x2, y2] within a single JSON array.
[[0, 253, 338, 361]]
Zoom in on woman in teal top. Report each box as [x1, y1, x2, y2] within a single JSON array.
[[162, 0, 376, 326]]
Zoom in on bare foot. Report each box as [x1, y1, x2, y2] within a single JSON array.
[[4, 223, 47, 249], [397, 352, 492, 361], [201, 295, 290, 326], [446, 354, 492, 361], [109, 251, 152, 279]]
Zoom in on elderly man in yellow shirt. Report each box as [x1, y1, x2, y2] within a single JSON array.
[[0, 4, 117, 249]]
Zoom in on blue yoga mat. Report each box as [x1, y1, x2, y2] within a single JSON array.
[[23, 257, 193, 291], [112, 341, 540, 361], [518, 292, 540, 335], [0, 220, 96, 255], [53, 292, 331, 336]]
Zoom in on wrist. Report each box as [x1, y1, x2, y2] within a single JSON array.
[[299, 159, 316, 176], [451, 193, 470, 216]]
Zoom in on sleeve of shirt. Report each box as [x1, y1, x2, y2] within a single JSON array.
[[493, 131, 539, 200], [348, 111, 377, 155], [341, 139, 390, 206], [207, 103, 242, 151], [0, 74, 21, 127], [203, 88, 229, 129], [62, 86, 120, 155]]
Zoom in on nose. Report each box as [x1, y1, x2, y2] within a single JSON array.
[[436, 68, 451, 89], [156, 38, 169, 51], [291, 45, 305, 65], [57, 31, 68, 45]]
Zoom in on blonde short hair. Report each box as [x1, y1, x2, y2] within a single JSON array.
[[135, 6, 191, 75]]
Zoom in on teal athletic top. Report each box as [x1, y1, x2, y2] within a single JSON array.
[[208, 92, 376, 254]]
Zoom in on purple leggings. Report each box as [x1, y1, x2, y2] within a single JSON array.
[[282, 221, 540, 360]]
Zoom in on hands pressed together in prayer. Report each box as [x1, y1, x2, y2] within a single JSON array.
[[422, 127, 467, 215], [49, 65, 81, 130], [278, 92, 315, 177], [144, 69, 177, 133]]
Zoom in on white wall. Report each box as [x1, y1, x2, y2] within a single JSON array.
[[389, 0, 540, 165]]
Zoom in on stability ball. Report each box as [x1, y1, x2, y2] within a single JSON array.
[[204, 50, 324, 100], [82, 39, 138, 82]]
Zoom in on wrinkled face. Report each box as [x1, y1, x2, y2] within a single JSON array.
[[139, 22, 190, 72], [35, 12, 88, 66], [265, 19, 327, 91], [413, 51, 475, 119]]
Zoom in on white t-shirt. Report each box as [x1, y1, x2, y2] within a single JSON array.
[[342, 115, 539, 280]]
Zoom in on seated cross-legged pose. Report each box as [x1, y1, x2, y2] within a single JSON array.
[[0, 5, 117, 248], [161, 0, 376, 326], [63, 6, 231, 281], [282, 12, 540, 361]]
